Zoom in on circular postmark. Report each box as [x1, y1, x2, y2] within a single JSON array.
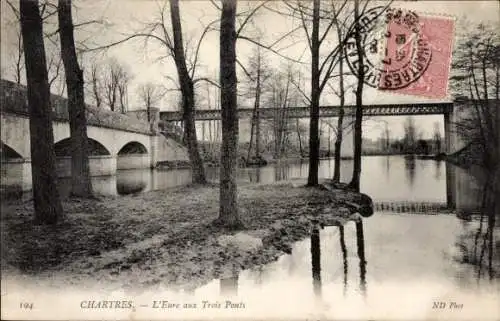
[[345, 7, 432, 90]]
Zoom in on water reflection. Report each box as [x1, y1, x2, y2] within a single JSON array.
[[274, 162, 289, 182], [338, 225, 348, 296], [193, 212, 498, 319], [356, 221, 367, 297], [434, 160, 442, 180], [1, 156, 454, 205], [116, 171, 148, 195], [453, 171, 498, 282], [248, 167, 261, 183], [404, 156, 416, 188], [310, 227, 322, 299], [220, 274, 239, 297], [383, 156, 391, 179]]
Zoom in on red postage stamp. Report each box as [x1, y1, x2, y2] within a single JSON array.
[[345, 7, 455, 99], [381, 11, 455, 98]]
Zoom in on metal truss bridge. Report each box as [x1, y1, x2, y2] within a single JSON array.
[[160, 102, 454, 121]]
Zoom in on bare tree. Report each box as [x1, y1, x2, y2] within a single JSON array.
[[403, 116, 417, 153], [450, 23, 499, 267], [101, 58, 130, 113], [83, 0, 216, 183], [5, 0, 65, 92], [86, 61, 102, 108], [20, 0, 63, 224], [451, 23, 499, 170], [4, 1, 24, 84], [347, 0, 365, 192], [281, 0, 359, 186], [169, 0, 207, 183], [331, 1, 348, 183], [58, 0, 92, 197], [307, 0, 321, 186], [216, 0, 243, 228], [137, 82, 166, 121], [384, 121, 391, 152], [267, 65, 294, 159], [242, 45, 270, 163]]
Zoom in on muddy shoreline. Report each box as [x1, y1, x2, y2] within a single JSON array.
[[1, 180, 370, 292]]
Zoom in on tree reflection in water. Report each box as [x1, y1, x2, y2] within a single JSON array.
[[220, 274, 239, 297], [475, 174, 497, 280], [455, 172, 498, 282], [313, 220, 367, 301], [356, 220, 367, 297], [434, 160, 442, 180], [338, 225, 348, 296], [404, 155, 416, 188], [384, 156, 391, 180], [310, 226, 322, 299], [274, 161, 289, 181], [248, 167, 261, 183]]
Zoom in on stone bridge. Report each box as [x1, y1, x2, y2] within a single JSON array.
[[1, 79, 189, 192]]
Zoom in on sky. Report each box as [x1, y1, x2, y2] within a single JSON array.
[[1, 0, 499, 140]]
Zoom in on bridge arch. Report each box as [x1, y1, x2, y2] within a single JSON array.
[[116, 141, 150, 170], [54, 137, 111, 156], [117, 141, 148, 155], [1, 141, 23, 159]]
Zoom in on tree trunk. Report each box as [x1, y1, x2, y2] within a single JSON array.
[[333, 21, 345, 183], [169, 0, 206, 184], [296, 119, 303, 157], [247, 58, 261, 162], [255, 108, 260, 159], [348, 0, 364, 192], [307, 0, 320, 186], [58, 0, 92, 197], [91, 66, 101, 108], [20, 0, 63, 224], [217, 0, 243, 228]]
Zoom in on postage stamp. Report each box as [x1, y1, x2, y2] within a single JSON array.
[[345, 7, 455, 99]]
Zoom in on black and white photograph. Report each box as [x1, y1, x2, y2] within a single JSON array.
[[1, 0, 499, 320]]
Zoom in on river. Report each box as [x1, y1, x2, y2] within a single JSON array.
[[186, 156, 497, 320], [100, 155, 494, 320], [1, 155, 482, 207], [47, 155, 480, 206], [2, 155, 498, 319]]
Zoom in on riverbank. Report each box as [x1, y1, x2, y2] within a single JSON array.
[[1, 180, 369, 292]]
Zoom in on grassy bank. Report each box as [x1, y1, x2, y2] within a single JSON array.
[[1, 180, 368, 291]]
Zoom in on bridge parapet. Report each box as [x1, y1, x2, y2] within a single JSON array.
[[158, 121, 184, 145], [159, 102, 454, 121], [1, 79, 153, 135]]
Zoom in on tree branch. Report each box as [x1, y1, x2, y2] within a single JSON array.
[[238, 35, 305, 64], [190, 18, 220, 79], [193, 77, 220, 88], [236, 1, 269, 38]]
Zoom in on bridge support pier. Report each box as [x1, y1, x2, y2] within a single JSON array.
[[445, 162, 457, 210], [443, 111, 452, 154]]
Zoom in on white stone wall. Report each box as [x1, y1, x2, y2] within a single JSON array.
[[154, 134, 190, 163], [116, 154, 151, 170]]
